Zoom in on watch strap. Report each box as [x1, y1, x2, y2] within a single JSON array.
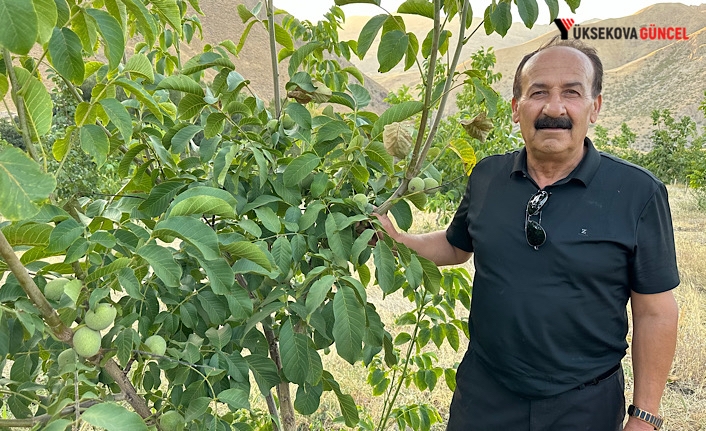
[[627, 404, 663, 430]]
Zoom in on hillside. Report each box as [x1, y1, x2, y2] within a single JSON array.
[[184, 0, 390, 113], [489, 3, 706, 142]]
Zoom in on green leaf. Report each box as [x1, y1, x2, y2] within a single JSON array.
[[306, 275, 336, 315], [245, 354, 281, 396], [170, 196, 236, 218], [490, 1, 512, 36], [397, 0, 435, 19], [274, 22, 294, 50], [377, 30, 408, 73], [544, 0, 559, 21], [565, 0, 580, 13], [218, 386, 250, 411], [373, 240, 395, 294], [288, 42, 323, 78], [332, 284, 366, 365], [372, 100, 424, 137], [283, 153, 320, 185], [220, 241, 272, 271], [170, 186, 238, 211], [325, 213, 348, 262], [517, 0, 539, 28], [169, 124, 203, 154], [157, 74, 203, 95], [84, 257, 129, 284], [86, 9, 124, 71], [1, 223, 51, 246], [356, 14, 387, 59], [115, 327, 136, 367], [404, 31, 419, 71], [115, 78, 163, 122], [151, 0, 182, 34], [0, 74, 7, 99], [182, 52, 235, 75], [100, 98, 133, 143], [0, 147, 56, 221], [390, 199, 413, 231], [154, 216, 220, 260], [364, 141, 394, 175], [271, 236, 292, 275], [13, 67, 53, 137], [120, 0, 156, 48], [137, 181, 186, 217], [82, 402, 148, 431], [280, 320, 323, 385], [48, 28, 84, 84], [136, 243, 182, 287], [295, 382, 323, 415], [420, 256, 441, 295], [254, 206, 281, 234], [80, 124, 110, 167], [0, 0, 37, 54], [34, 0, 57, 44], [124, 54, 154, 82]]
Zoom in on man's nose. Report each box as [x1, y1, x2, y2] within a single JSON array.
[[543, 92, 566, 117]]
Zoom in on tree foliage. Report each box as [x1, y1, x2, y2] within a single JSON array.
[[0, 0, 582, 430]]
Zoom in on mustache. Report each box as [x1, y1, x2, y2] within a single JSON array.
[[535, 116, 572, 129]]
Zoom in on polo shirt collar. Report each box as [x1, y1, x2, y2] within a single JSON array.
[[511, 137, 601, 187]]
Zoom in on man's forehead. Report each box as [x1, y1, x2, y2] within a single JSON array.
[[522, 46, 593, 82]]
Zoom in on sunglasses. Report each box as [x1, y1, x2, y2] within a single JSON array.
[[525, 190, 550, 249]]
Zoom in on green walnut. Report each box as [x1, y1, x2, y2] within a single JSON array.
[[44, 278, 69, 301], [73, 327, 101, 358], [352, 193, 368, 206], [159, 410, 185, 431], [408, 177, 425, 193], [423, 178, 439, 190], [281, 114, 296, 130], [266, 119, 279, 133], [145, 335, 167, 356], [85, 303, 117, 331], [57, 348, 77, 369]]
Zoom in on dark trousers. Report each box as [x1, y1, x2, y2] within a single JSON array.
[[447, 350, 626, 431]]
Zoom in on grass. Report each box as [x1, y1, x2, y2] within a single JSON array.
[[297, 184, 706, 430]]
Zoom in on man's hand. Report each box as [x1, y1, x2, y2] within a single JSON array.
[[624, 416, 659, 430], [371, 212, 400, 242]]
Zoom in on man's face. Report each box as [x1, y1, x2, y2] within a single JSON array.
[[511, 46, 602, 158]]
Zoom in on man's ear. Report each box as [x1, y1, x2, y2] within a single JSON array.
[[511, 98, 519, 123], [590, 94, 602, 123]]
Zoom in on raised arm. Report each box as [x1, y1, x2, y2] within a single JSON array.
[[372, 212, 472, 266]]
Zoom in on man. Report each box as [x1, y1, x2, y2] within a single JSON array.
[[374, 37, 679, 430]]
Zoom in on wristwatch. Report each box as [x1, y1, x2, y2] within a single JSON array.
[[627, 404, 663, 430]]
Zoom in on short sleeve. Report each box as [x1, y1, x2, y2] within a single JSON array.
[[446, 175, 474, 253], [631, 183, 680, 293]]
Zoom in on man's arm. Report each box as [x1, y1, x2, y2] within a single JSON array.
[[372, 213, 472, 266], [624, 290, 679, 431]]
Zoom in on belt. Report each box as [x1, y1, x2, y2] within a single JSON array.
[[576, 363, 621, 390]]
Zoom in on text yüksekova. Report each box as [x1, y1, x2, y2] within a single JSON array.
[[572, 24, 689, 41]]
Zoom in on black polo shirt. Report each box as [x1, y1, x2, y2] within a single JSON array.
[[446, 138, 679, 398]]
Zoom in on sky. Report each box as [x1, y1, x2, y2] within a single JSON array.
[[272, 0, 706, 25]]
